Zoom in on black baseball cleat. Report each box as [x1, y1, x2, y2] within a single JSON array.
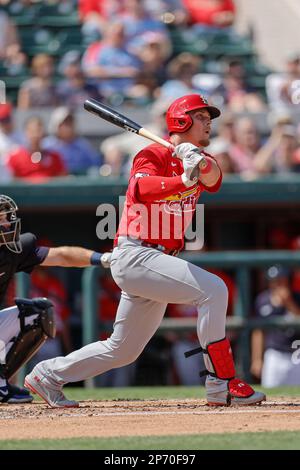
[[0, 382, 33, 404]]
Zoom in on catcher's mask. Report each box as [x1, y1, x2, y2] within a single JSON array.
[[0, 194, 22, 254]]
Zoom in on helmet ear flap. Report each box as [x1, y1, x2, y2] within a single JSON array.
[[181, 113, 193, 131], [169, 113, 193, 134]]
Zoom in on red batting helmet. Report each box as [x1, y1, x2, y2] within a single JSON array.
[[166, 94, 221, 133]]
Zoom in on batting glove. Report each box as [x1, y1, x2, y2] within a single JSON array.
[[173, 143, 206, 187], [101, 252, 112, 268]]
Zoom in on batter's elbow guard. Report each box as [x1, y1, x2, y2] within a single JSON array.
[[0, 297, 56, 380]]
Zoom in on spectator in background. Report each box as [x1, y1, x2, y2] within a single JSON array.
[[212, 60, 266, 112], [43, 107, 102, 175], [7, 116, 67, 182], [207, 111, 237, 177], [17, 54, 59, 109], [78, 0, 123, 42], [145, 0, 189, 26], [78, 0, 107, 22], [132, 32, 169, 101], [100, 98, 171, 177], [268, 109, 294, 130], [207, 111, 235, 150], [266, 52, 300, 112], [0, 103, 24, 177], [254, 124, 299, 174], [280, 54, 300, 108], [158, 52, 201, 100], [28, 266, 72, 367], [3, 43, 27, 77], [207, 140, 235, 175], [183, 0, 236, 30], [119, 0, 172, 61], [57, 50, 102, 109], [81, 21, 142, 102], [251, 265, 300, 387], [229, 117, 261, 178], [0, 9, 19, 59], [0, 9, 27, 75], [0, 103, 25, 183]]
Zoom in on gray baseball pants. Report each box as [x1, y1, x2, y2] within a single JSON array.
[[37, 238, 228, 385]]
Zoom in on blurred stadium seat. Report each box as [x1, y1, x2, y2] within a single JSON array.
[[38, 2, 80, 28], [3, 0, 38, 26]]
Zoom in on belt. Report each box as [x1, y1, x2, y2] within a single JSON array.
[[118, 237, 179, 257], [140, 241, 179, 257]]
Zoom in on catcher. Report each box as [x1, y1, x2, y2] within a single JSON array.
[[0, 194, 110, 404]]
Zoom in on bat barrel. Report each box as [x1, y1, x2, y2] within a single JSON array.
[[83, 97, 188, 155], [84, 98, 141, 133], [84, 98, 114, 117]]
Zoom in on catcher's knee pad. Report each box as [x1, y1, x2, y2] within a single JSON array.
[[0, 297, 56, 379], [184, 337, 236, 380]]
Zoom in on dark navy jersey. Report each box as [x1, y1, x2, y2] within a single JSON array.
[[0, 232, 49, 308], [255, 290, 300, 353]]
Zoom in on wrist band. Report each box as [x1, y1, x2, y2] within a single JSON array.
[[200, 158, 213, 175], [90, 252, 102, 265]]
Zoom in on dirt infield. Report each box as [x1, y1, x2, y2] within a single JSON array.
[[1, 397, 300, 440]]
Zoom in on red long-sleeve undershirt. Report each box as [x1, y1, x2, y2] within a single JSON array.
[[136, 175, 189, 202], [135, 172, 222, 202]]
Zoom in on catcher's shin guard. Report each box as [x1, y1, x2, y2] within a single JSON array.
[[0, 297, 56, 379]]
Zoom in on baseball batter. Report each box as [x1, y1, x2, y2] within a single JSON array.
[[25, 94, 265, 407]]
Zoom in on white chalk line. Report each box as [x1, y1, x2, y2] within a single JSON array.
[[62, 409, 300, 419], [1, 405, 300, 420]]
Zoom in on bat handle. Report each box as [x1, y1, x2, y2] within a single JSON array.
[[139, 127, 174, 150]]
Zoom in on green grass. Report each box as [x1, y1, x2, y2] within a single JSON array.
[[2, 431, 300, 450], [22, 385, 207, 402], [59, 385, 207, 401], [47, 385, 300, 402]]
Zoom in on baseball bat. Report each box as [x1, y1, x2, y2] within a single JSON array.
[[84, 98, 207, 168], [84, 98, 172, 149]]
